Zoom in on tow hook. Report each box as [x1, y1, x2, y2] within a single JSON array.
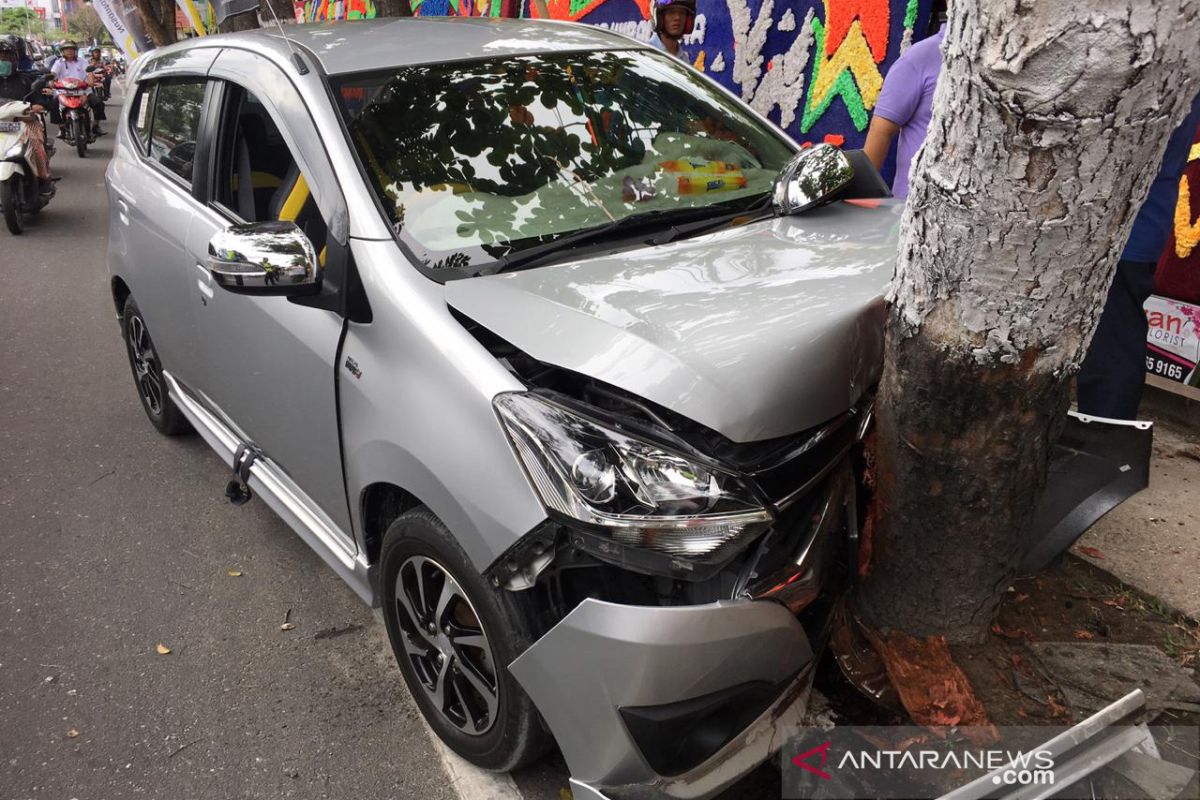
[[225, 443, 263, 506]]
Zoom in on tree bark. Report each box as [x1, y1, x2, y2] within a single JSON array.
[[855, 0, 1200, 643], [375, 0, 414, 16], [128, 0, 177, 45]]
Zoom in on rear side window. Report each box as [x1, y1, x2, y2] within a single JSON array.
[[129, 83, 157, 155], [149, 80, 207, 184]]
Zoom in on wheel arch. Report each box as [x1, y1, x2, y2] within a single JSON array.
[[111, 275, 131, 321], [347, 436, 542, 582], [360, 482, 423, 567]]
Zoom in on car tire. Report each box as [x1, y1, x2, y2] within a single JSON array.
[[121, 296, 192, 436], [380, 507, 551, 772]]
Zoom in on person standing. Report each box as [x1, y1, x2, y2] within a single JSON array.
[[862, 14, 946, 198], [649, 0, 696, 64], [1076, 93, 1200, 419]]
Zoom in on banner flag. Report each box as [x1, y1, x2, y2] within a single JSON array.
[[177, 0, 209, 35], [91, 0, 145, 60]]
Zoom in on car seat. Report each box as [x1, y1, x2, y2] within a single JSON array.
[[269, 162, 328, 266]]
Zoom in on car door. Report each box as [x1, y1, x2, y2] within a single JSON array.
[[107, 50, 217, 388], [183, 52, 355, 546]]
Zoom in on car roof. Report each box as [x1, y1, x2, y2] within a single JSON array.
[[166, 18, 647, 76]]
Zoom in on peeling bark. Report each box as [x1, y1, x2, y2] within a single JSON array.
[[129, 0, 177, 46], [855, 0, 1200, 643]]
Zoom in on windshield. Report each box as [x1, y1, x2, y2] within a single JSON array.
[[334, 49, 794, 277]]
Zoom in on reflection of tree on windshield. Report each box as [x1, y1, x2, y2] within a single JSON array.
[[339, 51, 794, 274]]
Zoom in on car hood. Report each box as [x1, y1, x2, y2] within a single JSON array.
[[444, 201, 903, 443]]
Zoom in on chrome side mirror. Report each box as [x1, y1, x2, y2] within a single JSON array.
[[772, 144, 854, 215], [208, 220, 320, 293]]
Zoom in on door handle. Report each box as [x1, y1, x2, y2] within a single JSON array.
[[195, 262, 214, 300]]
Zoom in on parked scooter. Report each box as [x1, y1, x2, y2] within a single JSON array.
[[53, 77, 94, 158], [0, 100, 55, 235]]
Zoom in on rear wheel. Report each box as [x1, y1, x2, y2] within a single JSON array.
[[121, 296, 192, 436], [1, 178, 24, 235], [73, 117, 87, 158], [380, 508, 551, 772]]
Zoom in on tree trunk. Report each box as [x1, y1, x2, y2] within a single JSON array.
[[128, 0, 176, 45], [855, 0, 1200, 643], [375, 0, 414, 16]]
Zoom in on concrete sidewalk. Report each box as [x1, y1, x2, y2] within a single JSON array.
[[1073, 390, 1200, 619]]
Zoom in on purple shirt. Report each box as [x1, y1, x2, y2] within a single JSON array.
[[873, 24, 946, 198]]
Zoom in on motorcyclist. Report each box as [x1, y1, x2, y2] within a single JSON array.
[[0, 36, 55, 196], [650, 0, 696, 62], [88, 47, 112, 99], [49, 40, 106, 137]]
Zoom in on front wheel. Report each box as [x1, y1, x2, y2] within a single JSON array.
[[73, 116, 87, 158], [380, 508, 551, 772], [1, 178, 24, 235]]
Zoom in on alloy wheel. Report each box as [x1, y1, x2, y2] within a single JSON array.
[[394, 556, 499, 736], [126, 314, 164, 416]]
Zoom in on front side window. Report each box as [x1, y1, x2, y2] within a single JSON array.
[[214, 88, 329, 260], [148, 79, 207, 184], [129, 82, 156, 155], [335, 50, 793, 278]]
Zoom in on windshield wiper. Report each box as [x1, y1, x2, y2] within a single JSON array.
[[647, 193, 775, 246], [483, 198, 773, 276]]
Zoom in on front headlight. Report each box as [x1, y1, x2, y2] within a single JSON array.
[[495, 392, 771, 560], [3, 142, 23, 160]]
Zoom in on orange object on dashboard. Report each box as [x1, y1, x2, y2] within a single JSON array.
[[659, 158, 740, 174], [676, 174, 748, 194]]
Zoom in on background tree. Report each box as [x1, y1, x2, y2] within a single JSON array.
[[855, 0, 1200, 645], [66, 5, 113, 44], [0, 8, 47, 37], [127, 0, 178, 45]]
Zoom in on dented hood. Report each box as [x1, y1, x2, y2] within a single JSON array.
[[444, 201, 904, 443]]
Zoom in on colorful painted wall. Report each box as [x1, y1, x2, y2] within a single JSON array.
[[406, 0, 937, 151]]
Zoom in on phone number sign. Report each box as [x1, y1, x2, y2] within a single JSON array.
[[1145, 294, 1200, 384]]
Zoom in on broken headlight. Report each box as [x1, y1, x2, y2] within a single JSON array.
[[494, 392, 771, 560]]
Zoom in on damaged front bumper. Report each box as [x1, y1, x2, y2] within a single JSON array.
[[509, 596, 816, 799]]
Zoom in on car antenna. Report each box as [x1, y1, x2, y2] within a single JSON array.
[[261, 1, 310, 75]]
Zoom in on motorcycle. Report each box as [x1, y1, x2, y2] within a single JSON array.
[[53, 77, 94, 158], [0, 101, 55, 235], [88, 63, 113, 102]]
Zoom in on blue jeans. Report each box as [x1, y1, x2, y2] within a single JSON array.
[[1076, 259, 1156, 419]]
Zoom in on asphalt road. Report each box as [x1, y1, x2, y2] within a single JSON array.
[[0, 88, 780, 800], [0, 87, 501, 800]]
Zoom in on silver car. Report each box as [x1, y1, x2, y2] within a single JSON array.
[[106, 19, 898, 799]]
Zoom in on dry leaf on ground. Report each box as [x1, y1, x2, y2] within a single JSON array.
[[226, 569, 243, 577], [66, 729, 79, 738], [156, 643, 171, 655], [1076, 546, 1105, 560], [280, 622, 296, 631]]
